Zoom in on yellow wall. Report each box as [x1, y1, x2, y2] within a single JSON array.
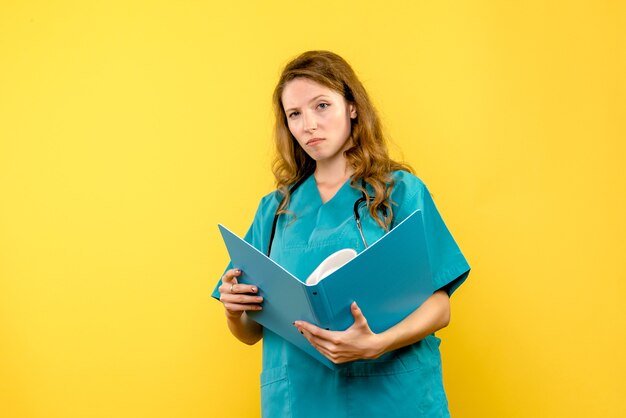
[[1, 1, 624, 417]]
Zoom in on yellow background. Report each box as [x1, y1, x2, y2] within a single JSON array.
[[1, 1, 624, 417]]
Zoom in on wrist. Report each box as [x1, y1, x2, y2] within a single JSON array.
[[373, 331, 396, 358], [368, 332, 389, 359], [225, 309, 243, 320]]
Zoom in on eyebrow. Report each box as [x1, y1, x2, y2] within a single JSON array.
[[283, 94, 331, 113]]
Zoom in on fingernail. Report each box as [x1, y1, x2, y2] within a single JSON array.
[[300, 330, 304, 335], [235, 269, 242, 274], [251, 287, 257, 293]]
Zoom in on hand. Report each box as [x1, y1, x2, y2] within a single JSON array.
[[218, 268, 263, 319], [294, 302, 385, 364]]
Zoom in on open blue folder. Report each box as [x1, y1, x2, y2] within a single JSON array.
[[218, 209, 433, 369]]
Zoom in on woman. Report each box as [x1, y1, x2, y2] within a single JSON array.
[[212, 50, 470, 417]]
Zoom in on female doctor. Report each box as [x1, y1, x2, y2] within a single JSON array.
[[212, 50, 470, 417]]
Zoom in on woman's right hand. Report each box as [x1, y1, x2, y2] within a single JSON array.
[[218, 268, 263, 319]]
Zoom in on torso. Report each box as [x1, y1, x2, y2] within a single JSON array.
[[257, 171, 452, 418]]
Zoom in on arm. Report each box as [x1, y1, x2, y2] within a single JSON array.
[[378, 289, 450, 353], [218, 268, 264, 345], [294, 289, 450, 364]]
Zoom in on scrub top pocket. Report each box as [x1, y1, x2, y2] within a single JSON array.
[[342, 337, 449, 418], [260, 365, 292, 418]]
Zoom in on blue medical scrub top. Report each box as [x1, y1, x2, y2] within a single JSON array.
[[212, 171, 470, 418]]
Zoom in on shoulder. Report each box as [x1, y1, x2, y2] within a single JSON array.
[[253, 189, 282, 221], [390, 170, 428, 201], [240, 189, 283, 249], [260, 189, 282, 207], [388, 170, 437, 224]]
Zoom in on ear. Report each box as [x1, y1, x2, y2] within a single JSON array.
[[349, 103, 357, 119]]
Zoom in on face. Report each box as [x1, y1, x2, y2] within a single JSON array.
[[281, 78, 357, 165]]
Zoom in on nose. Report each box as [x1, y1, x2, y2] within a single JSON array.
[[302, 111, 317, 132]]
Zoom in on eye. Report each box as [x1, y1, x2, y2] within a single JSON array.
[[317, 102, 330, 110], [288, 111, 300, 119]]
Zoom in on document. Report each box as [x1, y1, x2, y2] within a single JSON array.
[[218, 209, 433, 369], [305, 248, 357, 285]]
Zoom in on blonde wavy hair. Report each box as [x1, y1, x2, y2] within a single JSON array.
[[272, 50, 413, 230]]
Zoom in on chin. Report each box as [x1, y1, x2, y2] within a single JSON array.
[[305, 152, 325, 162]]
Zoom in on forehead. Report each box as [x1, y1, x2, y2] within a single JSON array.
[[281, 78, 344, 108]]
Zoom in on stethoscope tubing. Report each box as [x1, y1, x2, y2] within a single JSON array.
[[267, 176, 387, 256]]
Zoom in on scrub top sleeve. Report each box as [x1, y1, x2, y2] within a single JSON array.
[[210, 192, 280, 300], [392, 174, 470, 296]]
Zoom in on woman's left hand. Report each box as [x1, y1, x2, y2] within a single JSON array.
[[294, 302, 385, 364]]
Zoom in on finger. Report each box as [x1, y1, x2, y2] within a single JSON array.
[[350, 301, 369, 329], [230, 283, 258, 294], [295, 326, 349, 364], [309, 341, 339, 362], [299, 331, 343, 364], [221, 268, 243, 284], [303, 331, 337, 355], [218, 280, 238, 294], [223, 302, 263, 312], [296, 324, 340, 354], [294, 322, 320, 344], [220, 293, 263, 305], [218, 270, 244, 294], [299, 327, 328, 350], [294, 321, 334, 340]]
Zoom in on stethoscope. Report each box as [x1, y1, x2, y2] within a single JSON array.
[[266, 176, 388, 256]]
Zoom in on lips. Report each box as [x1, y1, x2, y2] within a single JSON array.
[[306, 137, 324, 146]]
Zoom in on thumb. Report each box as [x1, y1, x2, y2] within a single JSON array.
[[351, 301, 369, 328]]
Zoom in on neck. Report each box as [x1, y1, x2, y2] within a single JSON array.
[[314, 158, 354, 186]]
